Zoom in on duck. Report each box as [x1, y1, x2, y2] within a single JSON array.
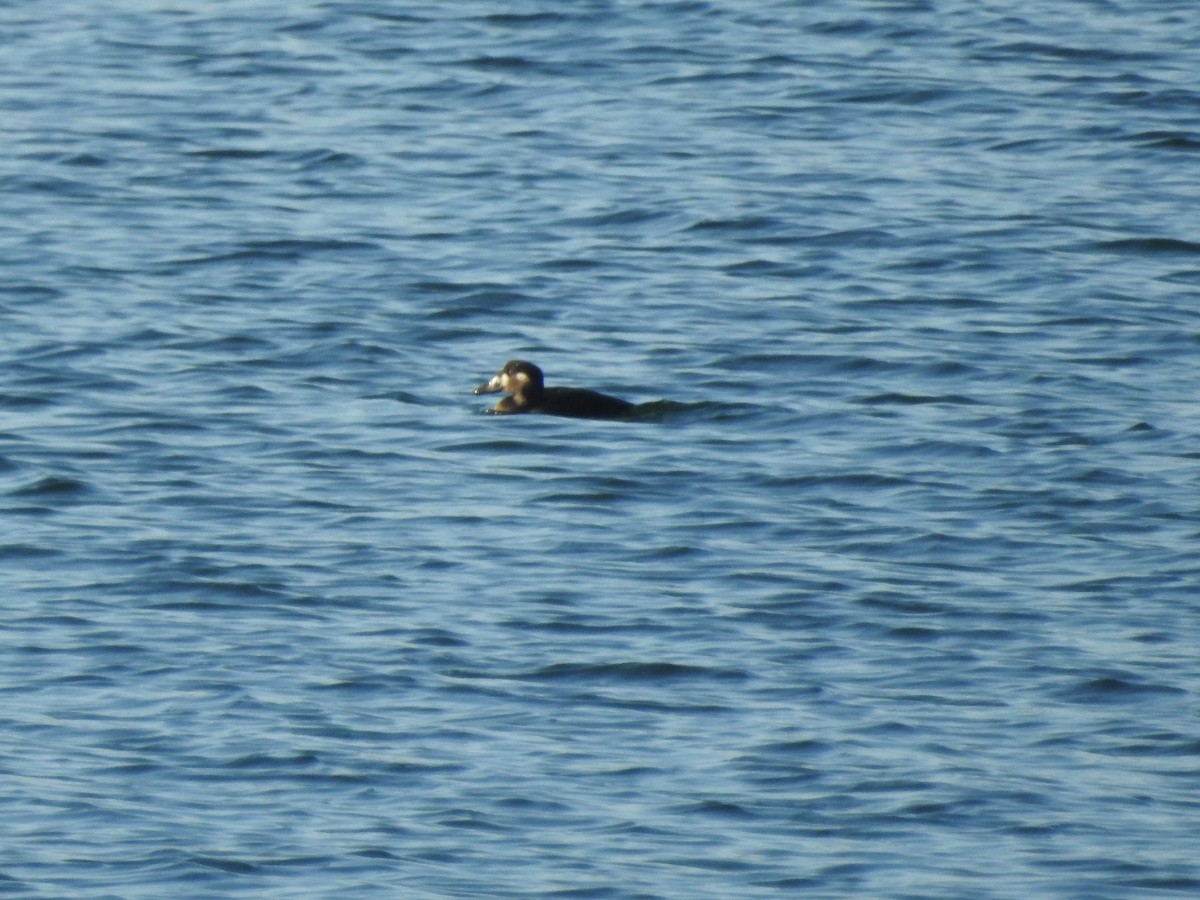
[[474, 360, 634, 420]]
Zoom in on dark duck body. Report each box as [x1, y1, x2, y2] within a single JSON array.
[[474, 360, 634, 420]]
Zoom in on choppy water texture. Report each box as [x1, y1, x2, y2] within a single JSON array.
[[3, 1, 1200, 896]]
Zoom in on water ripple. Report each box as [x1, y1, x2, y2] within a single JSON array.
[[2, 0, 1199, 897]]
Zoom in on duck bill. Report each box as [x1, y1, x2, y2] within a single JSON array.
[[473, 373, 504, 395]]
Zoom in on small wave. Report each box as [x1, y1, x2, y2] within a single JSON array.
[[185, 147, 364, 169], [0, 543, 63, 560], [808, 18, 876, 36], [8, 475, 90, 498], [0, 392, 58, 410], [167, 239, 383, 268], [1126, 131, 1200, 152], [185, 147, 275, 161], [463, 54, 535, 72], [522, 661, 749, 683], [1094, 237, 1200, 255], [685, 215, 779, 233], [61, 152, 109, 167], [367, 390, 425, 405], [479, 12, 569, 28], [799, 226, 898, 248], [536, 256, 604, 271], [721, 259, 816, 278], [854, 392, 978, 406], [190, 855, 261, 875], [568, 207, 666, 228], [1060, 675, 1186, 703], [979, 41, 1158, 65], [676, 799, 757, 820]]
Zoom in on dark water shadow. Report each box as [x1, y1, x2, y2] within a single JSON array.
[[628, 400, 769, 425]]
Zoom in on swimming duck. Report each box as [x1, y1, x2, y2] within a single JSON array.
[[474, 360, 634, 420]]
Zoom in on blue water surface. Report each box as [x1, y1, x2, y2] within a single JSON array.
[[3, 1, 1200, 897]]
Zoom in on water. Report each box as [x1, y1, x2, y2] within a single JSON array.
[[3, 1, 1199, 896]]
